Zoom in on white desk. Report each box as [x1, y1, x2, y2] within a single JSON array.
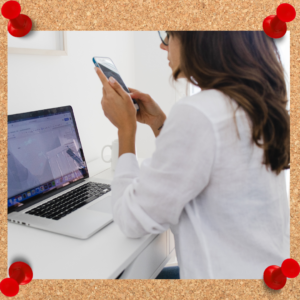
[[8, 158, 176, 279]]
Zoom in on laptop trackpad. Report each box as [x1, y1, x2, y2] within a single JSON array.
[[87, 196, 112, 214]]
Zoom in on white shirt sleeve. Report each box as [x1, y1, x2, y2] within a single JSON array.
[[111, 102, 216, 238]]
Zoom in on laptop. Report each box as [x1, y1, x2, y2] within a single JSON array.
[[7, 106, 113, 239]]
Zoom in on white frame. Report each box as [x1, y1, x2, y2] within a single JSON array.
[[8, 32, 68, 56]]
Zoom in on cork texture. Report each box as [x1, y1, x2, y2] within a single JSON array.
[[0, 0, 299, 299]]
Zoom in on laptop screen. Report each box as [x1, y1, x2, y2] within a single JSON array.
[[8, 106, 88, 210]]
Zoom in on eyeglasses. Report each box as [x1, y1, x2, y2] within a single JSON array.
[[158, 31, 169, 46]]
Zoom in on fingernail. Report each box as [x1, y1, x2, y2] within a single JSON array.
[[109, 77, 116, 84], [94, 67, 98, 72]]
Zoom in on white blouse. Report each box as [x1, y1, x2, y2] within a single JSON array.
[[111, 89, 289, 279]]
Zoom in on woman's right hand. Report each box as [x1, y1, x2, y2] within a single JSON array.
[[129, 88, 166, 137]]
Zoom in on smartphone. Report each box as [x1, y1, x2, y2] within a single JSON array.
[[93, 57, 139, 111]]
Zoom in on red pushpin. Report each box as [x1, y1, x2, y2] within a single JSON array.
[[0, 278, 19, 297], [1, 0, 32, 37], [264, 258, 300, 290], [9, 262, 33, 285], [0, 262, 33, 297], [263, 3, 296, 39]]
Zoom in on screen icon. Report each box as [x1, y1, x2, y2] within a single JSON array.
[[18, 195, 22, 201], [35, 187, 40, 193], [40, 186, 44, 191], [51, 181, 55, 186], [22, 193, 27, 199], [44, 184, 48, 190], [27, 191, 31, 197], [31, 189, 35, 195]]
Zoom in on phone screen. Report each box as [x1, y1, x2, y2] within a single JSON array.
[[94, 58, 130, 93], [93, 57, 139, 110]]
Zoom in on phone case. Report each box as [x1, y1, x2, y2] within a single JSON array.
[[93, 57, 139, 111]]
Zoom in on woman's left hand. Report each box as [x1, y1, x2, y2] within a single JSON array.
[[95, 67, 137, 134]]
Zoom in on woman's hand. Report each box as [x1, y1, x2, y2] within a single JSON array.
[[129, 88, 166, 137], [95, 67, 137, 156], [95, 67, 137, 133]]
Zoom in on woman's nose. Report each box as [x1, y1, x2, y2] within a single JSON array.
[[160, 42, 168, 51]]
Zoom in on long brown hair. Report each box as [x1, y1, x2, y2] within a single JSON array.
[[169, 31, 289, 174]]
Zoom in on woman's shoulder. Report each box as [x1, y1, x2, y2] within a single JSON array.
[[177, 89, 240, 124]]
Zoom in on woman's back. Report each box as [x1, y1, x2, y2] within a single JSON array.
[[170, 89, 289, 279]]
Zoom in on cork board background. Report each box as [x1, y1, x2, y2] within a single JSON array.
[[0, 0, 299, 299]]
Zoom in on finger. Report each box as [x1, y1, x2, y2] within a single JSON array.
[[108, 77, 128, 98], [129, 90, 150, 102], [102, 87, 107, 97], [128, 87, 139, 93], [94, 67, 112, 90]]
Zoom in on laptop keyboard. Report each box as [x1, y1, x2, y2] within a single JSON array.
[[25, 182, 111, 221]]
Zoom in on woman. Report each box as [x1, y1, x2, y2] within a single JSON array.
[[94, 31, 290, 279]]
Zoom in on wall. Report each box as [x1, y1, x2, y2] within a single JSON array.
[[8, 31, 181, 165], [275, 32, 290, 110], [275, 32, 290, 201], [132, 31, 176, 158], [8, 32, 178, 172]]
